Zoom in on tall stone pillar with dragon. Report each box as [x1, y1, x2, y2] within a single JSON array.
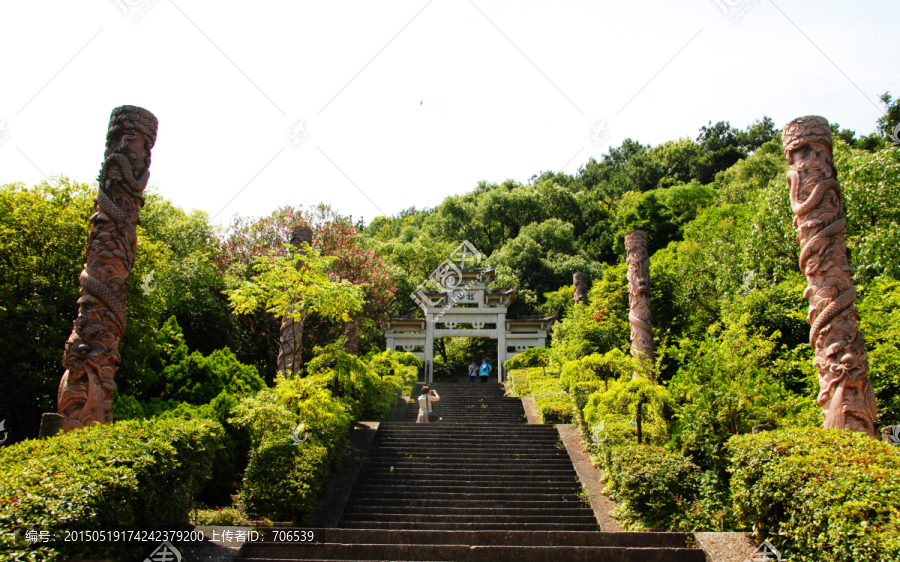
[[782, 115, 877, 437], [573, 272, 590, 305], [57, 106, 158, 431], [277, 225, 314, 377], [625, 230, 654, 367]]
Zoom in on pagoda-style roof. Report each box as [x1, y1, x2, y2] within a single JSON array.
[[506, 312, 558, 332], [513, 312, 559, 322]]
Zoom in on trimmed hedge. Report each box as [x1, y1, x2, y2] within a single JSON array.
[[503, 347, 549, 371], [596, 444, 734, 531], [233, 383, 353, 523], [0, 418, 223, 561], [507, 367, 575, 423], [729, 427, 900, 562], [113, 390, 253, 506]]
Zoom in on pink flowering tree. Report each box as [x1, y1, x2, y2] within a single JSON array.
[[306, 205, 396, 355]]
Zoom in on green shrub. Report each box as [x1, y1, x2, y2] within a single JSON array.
[[597, 444, 734, 532], [231, 379, 353, 523], [112, 391, 253, 507], [308, 344, 418, 421], [729, 427, 900, 562], [560, 359, 595, 392], [535, 392, 574, 423], [507, 367, 574, 423], [668, 317, 818, 475], [572, 381, 604, 412], [111, 393, 146, 420], [161, 346, 266, 405], [583, 376, 670, 447], [230, 348, 417, 524], [239, 437, 334, 524], [123, 316, 265, 406], [0, 418, 222, 561], [858, 279, 900, 426], [561, 350, 638, 393], [190, 507, 249, 526], [503, 347, 550, 371], [506, 368, 535, 397]]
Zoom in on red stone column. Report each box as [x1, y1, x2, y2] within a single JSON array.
[[276, 225, 313, 377], [782, 116, 877, 437], [58, 106, 157, 431], [625, 230, 653, 364], [573, 272, 590, 305]]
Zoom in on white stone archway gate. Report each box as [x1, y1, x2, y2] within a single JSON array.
[[383, 269, 556, 383]]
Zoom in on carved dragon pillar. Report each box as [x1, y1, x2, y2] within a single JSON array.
[[276, 225, 313, 377], [782, 115, 877, 437], [625, 230, 654, 364], [57, 106, 157, 431], [343, 321, 360, 356], [573, 272, 590, 305]]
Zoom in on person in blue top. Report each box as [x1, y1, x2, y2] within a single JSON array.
[[479, 357, 492, 383], [468, 360, 478, 383]]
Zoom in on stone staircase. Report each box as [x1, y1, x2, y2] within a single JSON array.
[[239, 380, 705, 561], [400, 381, 528, 423]]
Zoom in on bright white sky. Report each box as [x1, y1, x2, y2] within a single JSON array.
[[1, 1, 897, 226]]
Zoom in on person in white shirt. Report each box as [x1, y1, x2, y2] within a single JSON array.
[[416, 386, 440, 423]]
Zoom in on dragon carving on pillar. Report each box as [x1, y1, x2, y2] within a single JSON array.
[[276, 225, 314, 377], [783, 115, 877, 437], [573, 272, 590, 305], [625, 230, 654, 363], [58, 106, 157, 431]]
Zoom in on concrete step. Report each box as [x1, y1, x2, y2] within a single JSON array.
[[344, 500, 588, 509], [241, 544, 705, 562], [359, 469, 579, 478], [350, 485, 581, 494], [375, 434, 561, 440], [348, 492, 584, 501], [369, 449, 568, 455], [352, 485, 581, 494], [339, 521, 602, 531], [374, 438, 562, 444], [248, 529, 694, 548], [339, 513, 597, 524], [342, 505, 594, 515], [362, 458, 574, 466]]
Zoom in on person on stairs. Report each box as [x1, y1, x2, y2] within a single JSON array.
[[416, 386, 441, 423], [468, 360, 478, 383], [479, 357, 492, 383]]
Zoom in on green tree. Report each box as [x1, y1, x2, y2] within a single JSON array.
[[0, 179, 93, 440], [876, 91, 900, 142], [668, 316, 818, 476], [857, 279, 900, 426], [227, 245, 365, 376]]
